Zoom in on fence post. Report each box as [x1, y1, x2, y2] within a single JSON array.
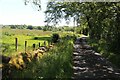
[[39, 42, 40, 47], [25, 41, 27, 53], [44, 41, 46, 46], [33, 44, 35, 51], [15, 38, 18, 51]]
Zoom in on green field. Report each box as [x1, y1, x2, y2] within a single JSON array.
[[1, 28, 76, 79], [1, 28, 75, 56]]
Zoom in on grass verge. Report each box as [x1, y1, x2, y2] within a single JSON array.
[[2, 38, 73, 79]]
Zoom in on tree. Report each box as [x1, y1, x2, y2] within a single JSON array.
[[24, 1, 120, 54], [45, 2, 81, 26], [37, 26, 42, 30], [45, 2, 120, 54], [10, 25, 16, 29], [27, 25, 33, 30]]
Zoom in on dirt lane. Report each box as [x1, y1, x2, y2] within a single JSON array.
[[72, 37, 120, 80]]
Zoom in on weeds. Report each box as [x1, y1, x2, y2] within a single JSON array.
[[2, 38, 73, 79], [88, 38, 120, 68]]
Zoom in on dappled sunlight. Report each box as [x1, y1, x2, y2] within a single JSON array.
[[72, 37, 120, 79]]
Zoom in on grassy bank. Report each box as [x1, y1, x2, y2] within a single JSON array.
[[2, 38, 73, 79]]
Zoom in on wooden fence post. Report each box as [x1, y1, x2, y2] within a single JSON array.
[[39, 42, 40, 47], [25, 41, 27, 53], [44, 41, 46, 46], [15, 38, 18, 51], [33, 44, 35, 51]]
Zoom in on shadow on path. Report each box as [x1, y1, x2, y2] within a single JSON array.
[[72, 37, 120, 80]]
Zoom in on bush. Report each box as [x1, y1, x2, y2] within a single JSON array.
[[72, 34, 77, 43], [37, 26, 42, 30], [27, 26, 33, 30], [10, 25, 16, 29], [51, 33, 60, 43], [33, 37, 39, 40], [2, 39, 73, 79]]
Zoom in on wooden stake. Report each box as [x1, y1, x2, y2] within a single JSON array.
[[44, 41, 46, 46], [39, 42, 40, 47], [33, 44, 35, 51], [25, 41, 27, 53], [15, 38, 18, 51]]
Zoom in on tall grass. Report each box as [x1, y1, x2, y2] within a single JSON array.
[[3, 38, 73, 79], [39, 39, 73, 79]]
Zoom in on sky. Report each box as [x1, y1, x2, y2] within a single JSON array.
[[0, 0, 48, 26], [0, 0, 118, 26], [0, 0, 75, 26]]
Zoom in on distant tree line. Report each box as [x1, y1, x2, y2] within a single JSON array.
[[2, 24, 74, 32]]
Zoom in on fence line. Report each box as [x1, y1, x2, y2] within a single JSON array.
[[14, 38, 50, 52]]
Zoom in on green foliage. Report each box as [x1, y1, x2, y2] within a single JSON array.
[[33, 36, 41, 40], [1, 29, 53, 56], [10, 25, 16, 29], [51, 33, 60, 43], [3, 24, 75, 32], [1, 28, 75, 56], [45, 2, 120, 67], [3, 32, 13, 36], [39, 40, 73, 78], [2, 43, 11, 53], [72, 34, 77, 43], [3, 39, 73, 79], [108, 54, 120, 68], [88, 38, 120, 68], [33, 36, 51, 43], [9, 25, 27, 29], [37, 26, 42, 30], [27, 25, 33, 30]]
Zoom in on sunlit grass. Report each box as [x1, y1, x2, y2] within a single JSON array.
[[1, 29, 53, 56], [5, 38, 73, 79], [1, 28, 78, 79], [1, 28, 75, 56]]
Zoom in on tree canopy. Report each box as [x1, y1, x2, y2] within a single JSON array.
[[24, 1, 120, 55], [45, 2, 120, 55], [24, 0, 41, 11]]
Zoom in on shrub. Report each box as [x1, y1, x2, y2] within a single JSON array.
[[37, 26, 42, 30], [51, 33, 60, 43], [72, 34, 77, 43], [33, 37, 39, 40], [27, 26, 33, 30], [10, 25, 16, 29]]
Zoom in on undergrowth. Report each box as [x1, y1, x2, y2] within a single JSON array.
[[88, 38, 120, 68], [3, 38, 73, 79]]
